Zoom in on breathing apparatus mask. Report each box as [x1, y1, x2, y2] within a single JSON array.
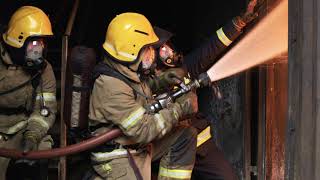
[[157, 42, 183, 68], [138, 46, 157, 76], [4, 37, 47, 72], [24, 38, 47, 70]]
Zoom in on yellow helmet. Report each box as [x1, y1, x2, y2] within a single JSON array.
[[103, 12, 159, 63], [2, 6, 53, 48]]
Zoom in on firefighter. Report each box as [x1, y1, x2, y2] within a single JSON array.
[[154, 42, 238, 180], [151, 1, 258, 179], [87, 12, 198, 180], [0, 6, 57, 179]]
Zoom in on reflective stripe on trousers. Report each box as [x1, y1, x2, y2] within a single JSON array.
[[159, 166, 192, 179]]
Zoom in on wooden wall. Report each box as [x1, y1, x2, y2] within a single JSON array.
[[285, 0, 320, 179]]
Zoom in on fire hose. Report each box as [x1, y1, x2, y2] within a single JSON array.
[[0, 74, 209, 159], [0, 129, 122, 159]]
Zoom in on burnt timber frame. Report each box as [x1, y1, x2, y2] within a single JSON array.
[[285, 0, 320, 179]]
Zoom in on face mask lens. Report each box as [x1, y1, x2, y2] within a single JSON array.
[[159, 43, 179, 67], [24, 39, 46, 69], [26, 39, 45, 60], [159, 44, 174, 61], [140, 47, 156, 73]]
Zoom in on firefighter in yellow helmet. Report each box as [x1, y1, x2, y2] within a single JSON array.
[[88, 12, 198, 179], [0, 6, 56, 179]]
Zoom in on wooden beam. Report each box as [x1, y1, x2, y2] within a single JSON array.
[[265, 58, 287, 180], [244, 71, 252, 180], [258, 66, 267, 180], [60, 0, 79, 179], [286, 0, 320, 179]]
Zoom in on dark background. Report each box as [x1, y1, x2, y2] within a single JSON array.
[[0, 0, 246, 54]]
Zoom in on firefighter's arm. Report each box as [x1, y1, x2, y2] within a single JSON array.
[[183, 19, 243, 78], [184, 0, 258, 78], [94, 78, 196, 144], [24, 63, 57, 145]]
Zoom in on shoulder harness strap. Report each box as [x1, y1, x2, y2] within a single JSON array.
[[0, 71, 41, 96], [93, 62, 152, 100]]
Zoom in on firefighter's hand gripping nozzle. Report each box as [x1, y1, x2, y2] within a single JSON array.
[[147, 73, 210, 113]]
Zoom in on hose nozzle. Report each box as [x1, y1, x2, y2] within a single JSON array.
[[197, 72, 211, 87], [147, 72, 211, 113]]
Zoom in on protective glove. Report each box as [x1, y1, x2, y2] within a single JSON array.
[[25, 119, 48, 143], [233, 0, 258, 30], [23, 130, 39, 153], [175, 91, 198, 117], [158, 68, 187, 88]]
